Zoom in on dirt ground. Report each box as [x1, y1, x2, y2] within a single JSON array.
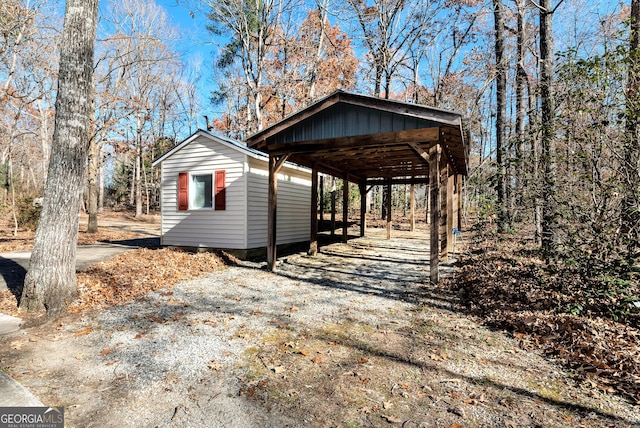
[[0, 216, 638, 427]]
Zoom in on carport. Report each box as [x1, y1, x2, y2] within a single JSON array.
[[245, 91, 468, 283]]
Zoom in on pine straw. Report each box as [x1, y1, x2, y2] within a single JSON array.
[[445, 233, 640, 405], [0, 248, 225, 316]]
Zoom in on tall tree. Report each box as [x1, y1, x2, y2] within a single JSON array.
[[513, 0, 528, 227], [623, 0, 640, 261], [20, 0, 99, 316], [206, 0, 292, 135], [345, 0, 428, 98], [537, 0, 561, 256], [493, 0, 508, 232]]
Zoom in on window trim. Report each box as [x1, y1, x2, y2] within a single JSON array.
[[177, 170, 226, 211], [189, 172, 214, 210]]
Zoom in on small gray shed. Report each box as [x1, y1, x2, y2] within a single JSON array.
[[152, 129, 311, 256]]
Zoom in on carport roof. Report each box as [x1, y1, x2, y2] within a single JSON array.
[[245, 90, 468, 181]]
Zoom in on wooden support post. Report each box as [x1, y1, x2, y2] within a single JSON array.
[[440, 152, 448, 260], [386, 179, 392, 240], [309, 167, 318, 256], [342, 173, 349, 243], [429, 142, 441, 284], [331, 177, 336, 237], [426, 183, 430, 224], [267, 154, 289, 271], [319, 175, 324, 225], [457, 174, 463, 229], [410, 183, 415, 232], [267, 155, 278, 271], [446, 167, 455, 256], [359, 180, 366, 237]]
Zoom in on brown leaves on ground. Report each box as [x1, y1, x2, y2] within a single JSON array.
[[71, 248, 223, 313], [0, 248, 224, 315], [445, 232, 640, 404], [0, 228, 143, 253]]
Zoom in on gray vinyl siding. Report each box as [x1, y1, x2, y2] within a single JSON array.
[[159, 135, 248, 249], [246, 157, 311, 248]]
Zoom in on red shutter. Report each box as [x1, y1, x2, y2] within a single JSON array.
[[178, 172, 188, 211], [215, 170, 226, 210]]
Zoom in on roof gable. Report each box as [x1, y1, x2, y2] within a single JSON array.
[[152, 129, 268, 167], [246, 90, 468, 178], [151, 129, 310, 174]]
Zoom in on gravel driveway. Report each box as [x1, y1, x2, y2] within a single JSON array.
[[2, 229, 638, 427]]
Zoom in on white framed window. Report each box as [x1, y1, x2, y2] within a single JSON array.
[[177, 170, 226, 211], [190, 173, 213, 209]]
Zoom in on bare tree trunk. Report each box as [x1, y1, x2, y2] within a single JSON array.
[[514, 0, 526, 219], [87, 133, 98, 233], [98, 158, 104, 212], [20, 0, 99, 317], [135, 113, 143, 217], [539, 0, 558, 256], [494, 0, 509, 233], [135, 142, 142, 217], [623, 0, 640, 260], [129, 154, 135, 207], [142, 157, 150, 215]]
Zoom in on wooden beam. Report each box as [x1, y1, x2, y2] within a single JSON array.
[[342, 173, 349, 243], [429, 144, 441, 284], [274, 154, 289, 173], [457, 174, 463, 229], [447, 167, 455, 255], [407, 141, 432, 165], [331, 177, 336, 237], [410, 183, 415, 232], [309, 167, 319, 256], [366, 177, 429, 186], [319, 174, 324, 224], [359, 180, 366, 237], [267, 154, 291, 271], [268, 128, 439, 156], [267, 154, 278, 271], [440, 151, 448, 259], [386, 179, 392, 240]]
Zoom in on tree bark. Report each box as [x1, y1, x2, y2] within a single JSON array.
[[623, 0, 640, 259], [20, 0, 99, 317], [539, 0, 557, 256], [494, 0, 509, 233], [87, 133, 99, 233], [514, 0, 526, 219]]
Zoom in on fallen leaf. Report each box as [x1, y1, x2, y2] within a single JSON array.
[[74, 328, 92, 336], [208, 360, 223, 371], [381, 414, 402, 424], [100, 348, 112, 356], [311, 356, 325, 364], [297, 350, 309, 356]]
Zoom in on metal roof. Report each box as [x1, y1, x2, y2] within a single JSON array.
[[245, 90, 468, 181]]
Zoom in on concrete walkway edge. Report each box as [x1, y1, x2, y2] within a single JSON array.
[[0, 371, 43, 406]]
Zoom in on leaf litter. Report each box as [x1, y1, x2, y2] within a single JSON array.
[[446, 230, 640, 405], [1, 225, 639, 426]]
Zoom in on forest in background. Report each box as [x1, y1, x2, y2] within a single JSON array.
[[2, 1, 640, 288]]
